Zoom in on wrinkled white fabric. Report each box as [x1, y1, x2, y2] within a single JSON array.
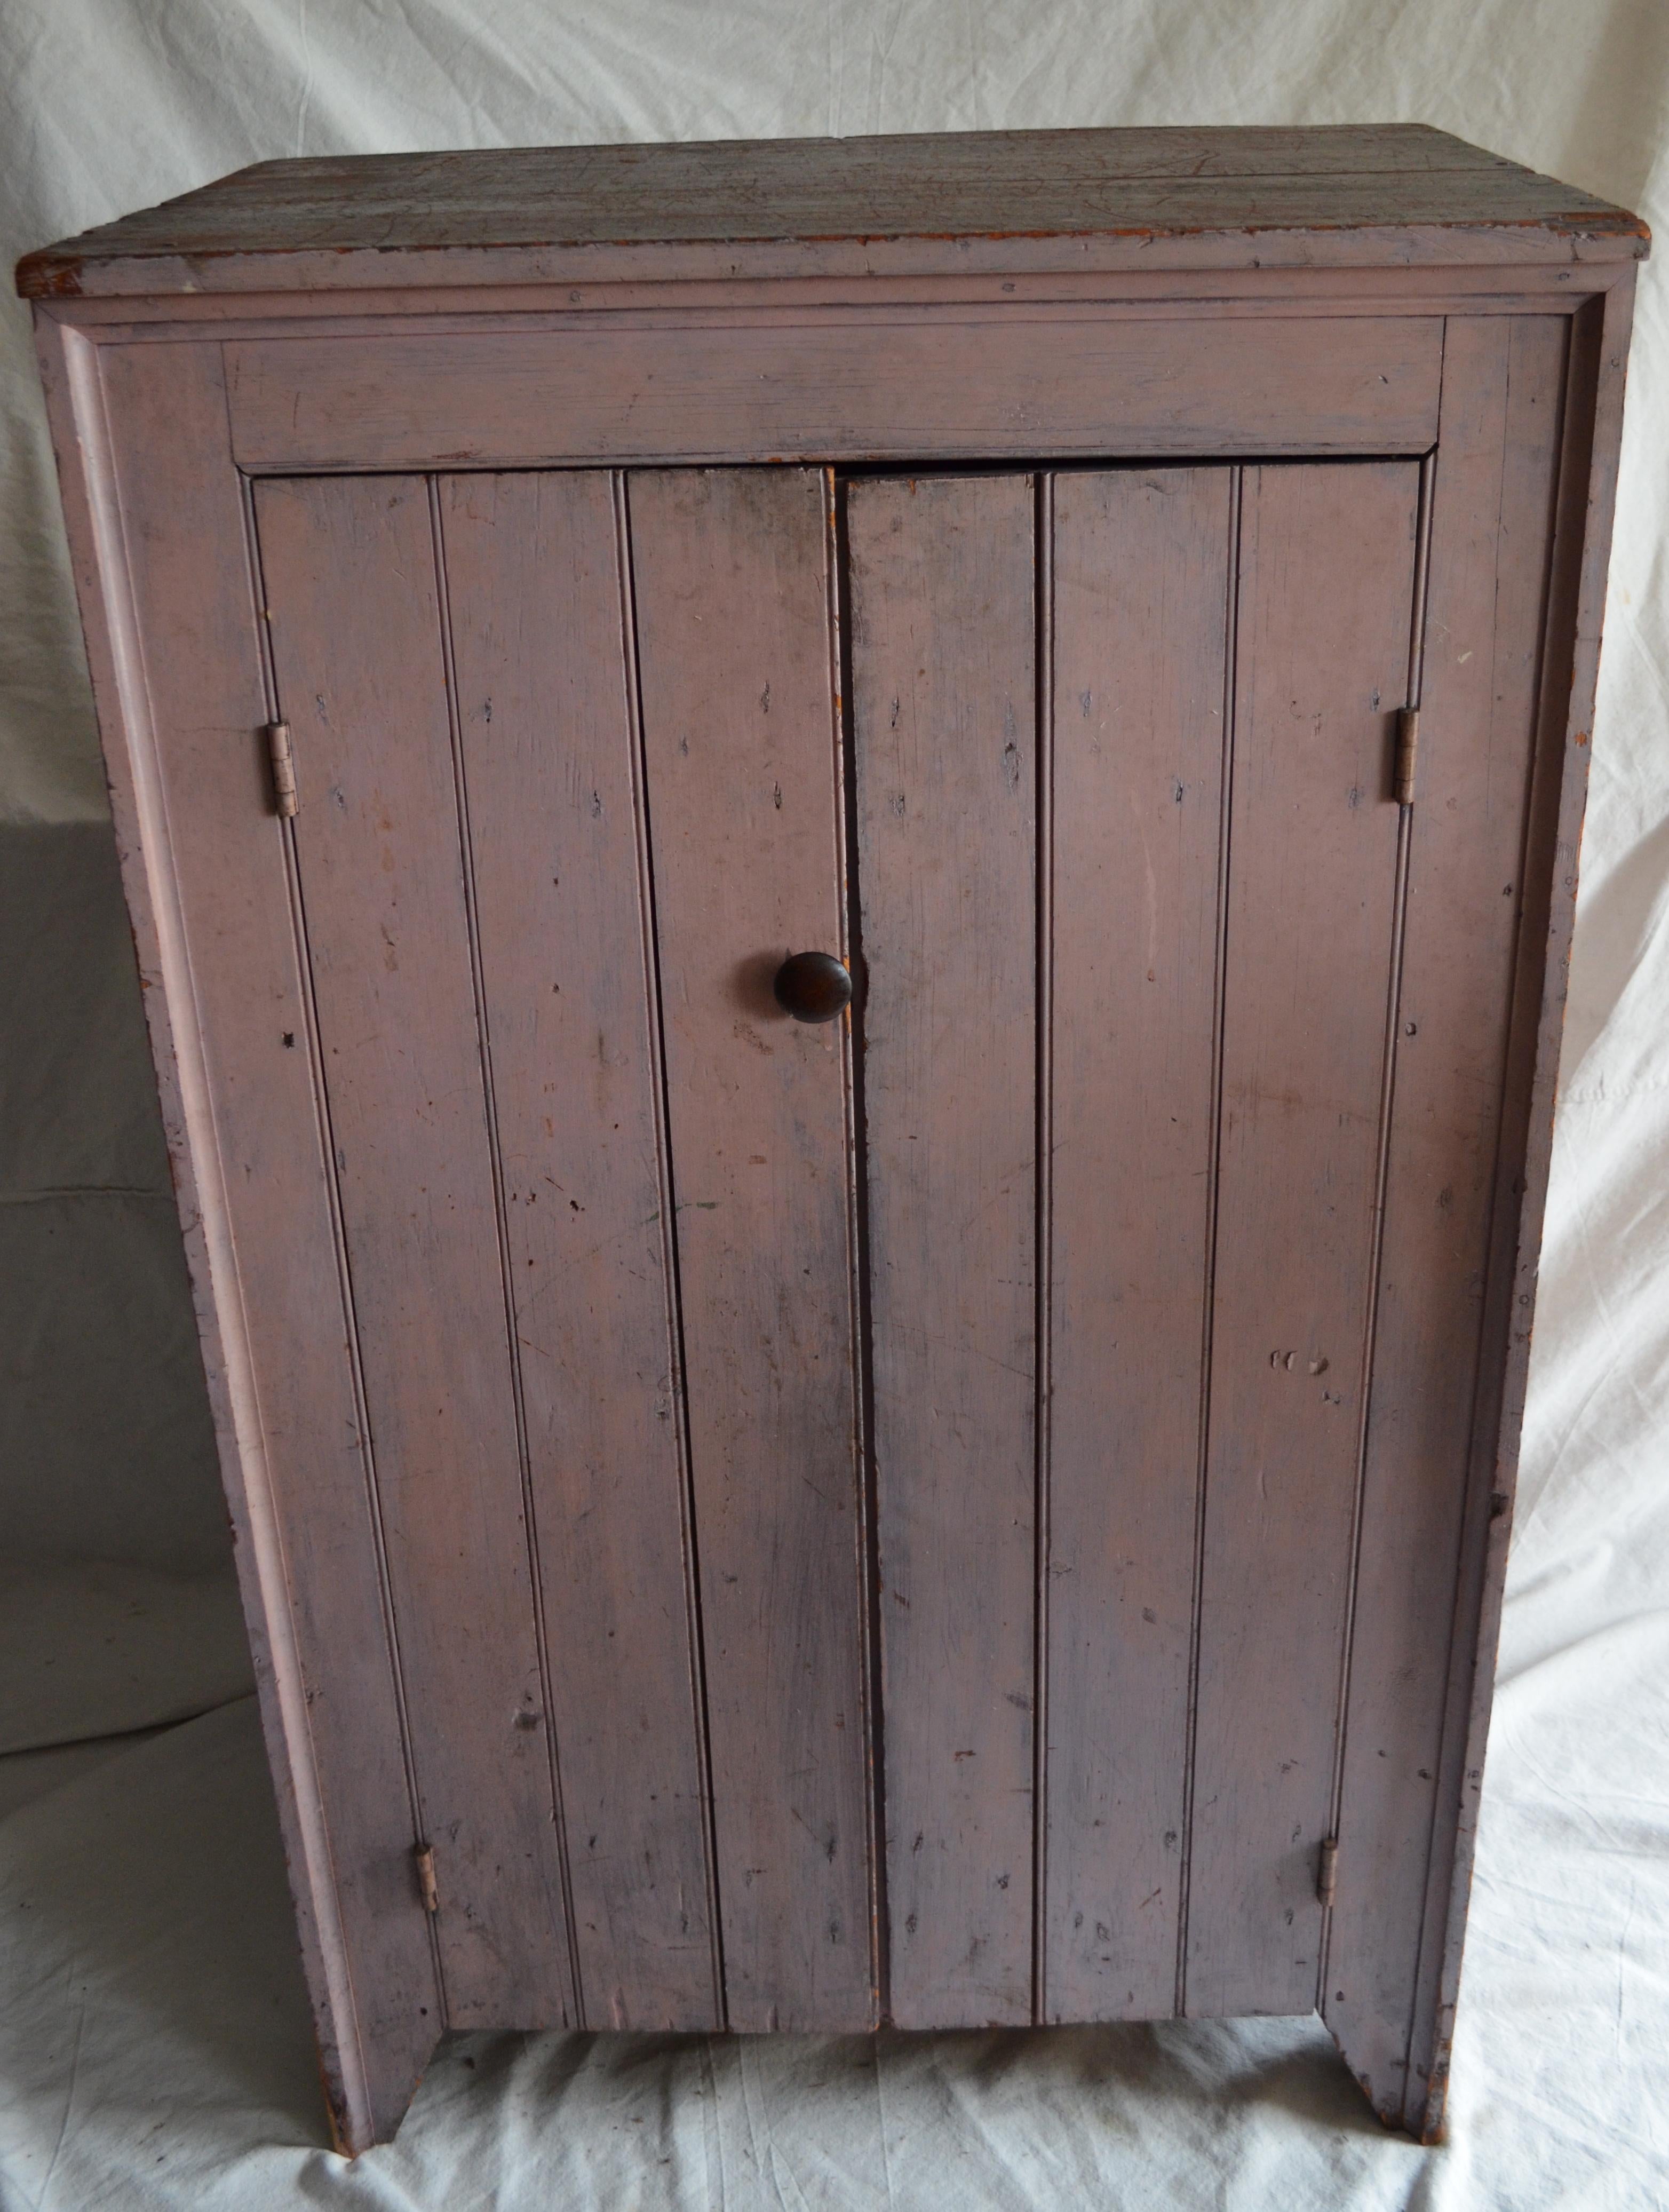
[[0, 1674, 1664, 2209], [1, 2, 1666, 2206]]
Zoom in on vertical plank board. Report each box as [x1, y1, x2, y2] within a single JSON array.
[[627, 467, 873, 2032], [1044, 467, 1233, 2020], [1325, 321, 1566, 2123], [255, 474, 572, 2030], [848, 472, 1038, 2028], [96, 345, 441, 2148], [438, 471, 719, 2029], [1185, 461, 1419, 2018]]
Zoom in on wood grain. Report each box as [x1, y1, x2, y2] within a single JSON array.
[[90, 345, 443, 2148], [1185, 460, 1419, 2019], [255, 473, 573, 2031], [1324, 319, 1567, 2127], [1044, 466, 1234, 2021], [627, 466, 873, 2032], [848, 472, 1038, 2028], [19, 125, 1644, 298], [436, 469, 720, 2029], [224, 316, 1443, 473]]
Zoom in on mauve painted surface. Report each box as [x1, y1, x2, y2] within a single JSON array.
[[222, 316, 1444, 473], [97, 345, 444, 2149], [627, 467, 876, 2034], [255, 474, 575, 2032], [1044, 466, 1233, 2024], [848, 471, 1039, 2029], [1184, 461, 1419, 2021], [436, 469, 720, 2031], [1324, 319, 1565, 2127], [24, 130, 1641, 2155]]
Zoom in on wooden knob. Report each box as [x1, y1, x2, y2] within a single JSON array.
[[773, 950, 853, 1024]]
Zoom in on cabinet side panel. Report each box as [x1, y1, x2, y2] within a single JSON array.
[[1412, 283, 1636, 2139], [628, 466, 873, 2032], [255, 474, 573, 2029], [437, 470, 720, 2029], [848, 472, 1038, 2029], [1186, 460, 1419, 2018], [1326, 319, 1565, 2123], [91, 342, 441, 2146], [1045, 467, 1233, 2021]]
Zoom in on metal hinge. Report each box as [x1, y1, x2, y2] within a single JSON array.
[[1394, 707, 1420, 806], [265, 720, 299, 818], [1317, 1835, 1339, 1910], [415, 1843, 439, 1915]]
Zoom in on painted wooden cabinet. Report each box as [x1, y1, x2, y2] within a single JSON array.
[[20, 126, 1644, 2154]]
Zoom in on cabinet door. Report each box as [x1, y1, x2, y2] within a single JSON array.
[[253, 466, 874, 2043], [251, 442, 1540, 2087], [848, 461, 1425, 2028]]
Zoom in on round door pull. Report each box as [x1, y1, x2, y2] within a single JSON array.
[[773, 950, 853, 1024]]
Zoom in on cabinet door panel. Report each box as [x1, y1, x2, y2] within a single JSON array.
[[1185, 461, 1420, 2017], [256, 474, 573, 2028], [254, 448, 1434, 2056], [1044, 466, 1234, 2021], [848, 472, 1039, 2028], [628, 467, 875, 2031], [437, 470, 719, 2030]]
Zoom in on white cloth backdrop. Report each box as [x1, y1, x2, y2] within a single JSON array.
[[3, 4, 1667, 2206]]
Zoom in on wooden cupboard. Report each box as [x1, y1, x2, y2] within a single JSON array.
[[19, 124, 1645, 2153]]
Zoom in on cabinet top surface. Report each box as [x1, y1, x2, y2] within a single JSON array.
[[17, 124, 1647, 299]]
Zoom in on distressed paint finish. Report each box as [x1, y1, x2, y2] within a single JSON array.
[[93, 344, 443, 2148], [222, 316, 1443, 473], [26, 130, 1643, 2159], [1410, 288, 1636, 2141], [1044, 467, 1234, 2021], [255, 474, 574, 2031], [1324, 320, 1568, 2126], [1185, 461, 1420, 2020], [20, 125, 1644, 297], [848, 473, 1039, 2028], [627, 467, 874, 2032], [437, 470, 720, 2030]]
